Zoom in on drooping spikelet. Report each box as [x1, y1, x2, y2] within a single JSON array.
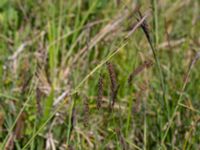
[[128, 59, 153, 84]]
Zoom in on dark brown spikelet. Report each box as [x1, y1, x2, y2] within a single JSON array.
[[137, 10, 151, 44], [97, 74, 103, 109], [128, 63, 147, 84], [128, 59, 153, 84], [83, 97, 89, 127], [110, 84, 119, 108], [36, 87, 43, 116], [137, 10, 159, 63], [106, 62, 119, 109], [70, 106, 76, 133], [106, 62, 117, 88]]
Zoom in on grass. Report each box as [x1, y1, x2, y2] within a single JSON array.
[[0, 0, 200, 149]]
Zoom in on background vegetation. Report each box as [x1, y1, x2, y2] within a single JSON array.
[[0, 0, 200, 149]]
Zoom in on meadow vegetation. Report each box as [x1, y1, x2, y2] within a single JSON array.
[[0, 0, 200, 149]]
